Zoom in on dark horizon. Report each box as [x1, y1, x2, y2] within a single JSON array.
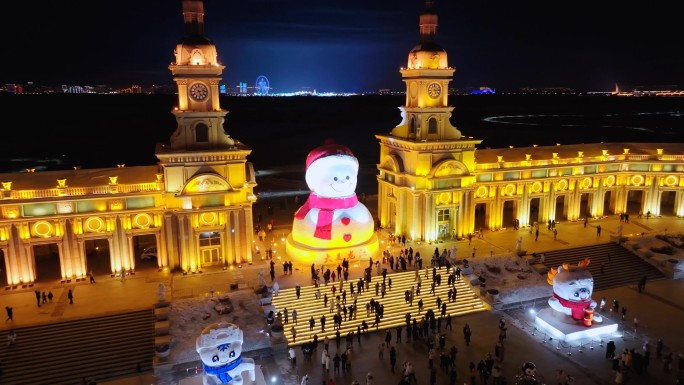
[[2, 1, 682, 93], [1, 93, 682, 176]]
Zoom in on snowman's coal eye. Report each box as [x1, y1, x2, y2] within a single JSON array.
[[346, 176, 350, 180], [334, 177, 338, 181]]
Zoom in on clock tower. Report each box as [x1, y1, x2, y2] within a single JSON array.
[[156, 0, 257, 269], [394, 0, 461, 141], [376, 0, 481, 241], [167, 0, 234, 151]]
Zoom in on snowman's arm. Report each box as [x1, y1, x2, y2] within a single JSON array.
[[343, 204, 372, 222]]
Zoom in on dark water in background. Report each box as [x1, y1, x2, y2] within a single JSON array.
[[2, 94, 683, 194]]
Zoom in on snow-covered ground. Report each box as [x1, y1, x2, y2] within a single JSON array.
[[164, 233, 683, 367], [167, 290, 272, 366], [623, 232, 684, 273]]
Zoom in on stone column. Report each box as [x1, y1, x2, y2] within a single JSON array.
[[646, 175, 662, 215], [244, 205, 254, 263], [7, 226, 23, 285], [614, 182, 628, 215], [194, 230, 202, 272], [568, 179, 581, 221], [24, 243, 36, 283], [674, 190, 684, 217], [179, 214, 193, 272], [163, 213, 176, 270], [594, 180, 606, 217], [220, 230, 230, 266], [518, 184, 531, 227], [154, 232, 164, 269]]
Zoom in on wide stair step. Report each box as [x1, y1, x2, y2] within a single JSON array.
[[0, 309, 154, 385], [271, 266, 486, 346], [540, 243, 666, 291]]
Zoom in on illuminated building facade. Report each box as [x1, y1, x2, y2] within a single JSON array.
[[377, 1, 684, 242], [0, 0, 256, 286]]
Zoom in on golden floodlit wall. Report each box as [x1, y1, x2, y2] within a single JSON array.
[[377, 1, 684, 243], [0, 0, 256, 287]]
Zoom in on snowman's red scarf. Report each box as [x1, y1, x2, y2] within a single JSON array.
[[553, 292, 592, 320], [295, 193, 358, 240]]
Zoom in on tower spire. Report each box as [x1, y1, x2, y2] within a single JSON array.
[[182, 0, 205, 36], [420, 0, 438, 44]]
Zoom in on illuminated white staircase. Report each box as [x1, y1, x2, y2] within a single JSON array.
[[271, 265, 487, 346]]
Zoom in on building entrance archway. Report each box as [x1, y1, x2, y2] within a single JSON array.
[[555, 195, 568, 221], [132, 234, 159, 272], [627, 190, 645, 215], [474, 203, 488, 231], [604, 190, 615, 215], [436, 208, 452, 240], [528, 198, 540, 226], [33, 243, 62, 283], [503, 200, 516, 229], [85, 238, 112, 276], [0, 249, 7, 287], [659, 191, 676, 216], [580, 193, 593, 218]]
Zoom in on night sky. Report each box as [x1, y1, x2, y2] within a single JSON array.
[[4, 1, 682, 93]]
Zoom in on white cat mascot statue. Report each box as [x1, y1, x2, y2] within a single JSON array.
[[196, 322, 256, 385], [547, 258, 603, 325]]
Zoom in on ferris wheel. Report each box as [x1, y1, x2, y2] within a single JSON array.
[[255, 75, 270, 95]]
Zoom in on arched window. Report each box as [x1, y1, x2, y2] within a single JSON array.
[[428, 117, 437, 134], [409, 116, 416, 134], [195, 123, 209, 142]]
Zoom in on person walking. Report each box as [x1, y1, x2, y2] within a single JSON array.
[[638, 275, 647, 292], [34, 290, 41, 307], [68, 289, 74, 304], [596, 225, 602, 236], [288, 346, 297, 368], [89, 270, 96, 284], [292, 309, 298, 325], [333, 352, 341, 374], [7, 330, 16, 347], [47, 291, 54, 303], [290, 326, 297, 343], [463, 323, 472, 346], [5, 306, 13, 322], [389, 346, 397, 373], [366, 372, 374, 385]]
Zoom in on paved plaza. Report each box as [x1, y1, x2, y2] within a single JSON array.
[[1, 196, 683, 385]]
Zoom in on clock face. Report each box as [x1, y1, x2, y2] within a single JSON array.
[[427, 82, 441, 99], [189, 83, 209, 101]]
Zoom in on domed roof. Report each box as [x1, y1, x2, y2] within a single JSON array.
[[410, 42, 446, 54], [173, 35, 219, 66], [406, 44, 449, 69], [177, 34, 214, 47]]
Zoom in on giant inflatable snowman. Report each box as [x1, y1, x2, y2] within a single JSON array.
[[286, 142, 378, 265]]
